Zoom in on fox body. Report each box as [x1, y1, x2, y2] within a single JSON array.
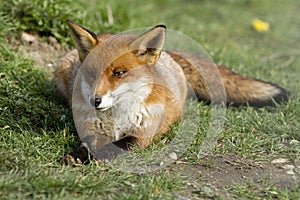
[[54, 20, 289, 163]]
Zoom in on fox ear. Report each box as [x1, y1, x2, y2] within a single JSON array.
[[130, 25, 166, 65], [67, 19, 98, 62]]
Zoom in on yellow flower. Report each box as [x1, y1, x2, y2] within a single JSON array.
[[252, 19, 270, 32]]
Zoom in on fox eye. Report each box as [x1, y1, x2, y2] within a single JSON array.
[[112, 70, 127, 77]]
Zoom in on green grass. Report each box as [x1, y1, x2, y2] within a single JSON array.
[[0, 0, 85, 44], [1, 0, 300, 199]]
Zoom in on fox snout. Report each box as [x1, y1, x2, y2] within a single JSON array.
[[90, 93, 113, 111], [90, 96, 102, 108]]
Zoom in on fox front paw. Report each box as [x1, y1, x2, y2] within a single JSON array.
[[64, 145, 90, 166], [64, 153, 84, 166]]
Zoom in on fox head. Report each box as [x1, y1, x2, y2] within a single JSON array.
[[67, 20, 166, 111]]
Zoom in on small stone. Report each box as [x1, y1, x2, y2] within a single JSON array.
[[47, 63, 53, 68], [48, 36, 57, 44], [21, 32, 36, 43], [168, 152, 177, 160], [281, 165, 295, 170], [271, 158, 288, 164], [287, 170, 295, 175]]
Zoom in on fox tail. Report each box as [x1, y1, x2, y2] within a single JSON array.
[[168, 51, 290, 107]]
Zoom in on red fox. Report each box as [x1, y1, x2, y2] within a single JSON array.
[[54, 20, 290, 164]]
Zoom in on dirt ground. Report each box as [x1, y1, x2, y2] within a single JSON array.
[[12, 32, 70, 70], [16, 32, 300, 199], [173, 154, 299, 199]]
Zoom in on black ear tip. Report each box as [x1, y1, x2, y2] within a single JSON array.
[[67, 19, 80, 28], [67, 19, 74, 24], [67, 19, 77, 29], [155, 24, 167, 29]]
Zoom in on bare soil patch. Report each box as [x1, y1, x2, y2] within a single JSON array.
[[172, 154, 299, 199], [10, 32, 70, 69]]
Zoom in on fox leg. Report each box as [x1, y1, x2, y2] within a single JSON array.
[[64, 143, 90, 165], [64, 139, 132, 165], [53, 49, 81, 105]]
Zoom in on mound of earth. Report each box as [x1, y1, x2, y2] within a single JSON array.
[[12, 32, 70, 69]]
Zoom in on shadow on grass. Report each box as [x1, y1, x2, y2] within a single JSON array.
[[0, 43, 75, 134]]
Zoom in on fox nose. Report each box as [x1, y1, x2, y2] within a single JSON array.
[[90, 97, 102, 107]]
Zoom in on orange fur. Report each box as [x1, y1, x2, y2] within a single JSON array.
[[95, 52, 147, 97]]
